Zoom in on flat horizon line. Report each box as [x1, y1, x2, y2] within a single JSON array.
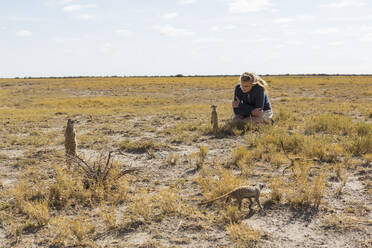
[[1, 73, 372, 79]]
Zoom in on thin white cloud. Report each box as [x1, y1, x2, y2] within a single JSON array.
[[193, 37, 223, 44], [273, 18, 295, 24], [256, 36, 271, 42], [357, 27, 372, 42], [311, 27, 339, 35], [179, 0, 198, 4], [338, 25, 372, 42], [161, 12, 179, 19], [8, 16, 45, 22], [53, 37, 81, 43], [228, 0, 274, 13], [328, 41, 344, 46], [101, 42, 120, 56], [296, 15, 315, 21], [74, 14, 95, 20], [116, 29, 132, 37], [16, 30, 32, 37], [275, 44, 286, 49], [211, 25, 236, 31], [158, 25, 194, 37], [223, 25, 236, 30], [63, 4, 97, 12], [359, 33, 372, 42], [320, 0, 365, 8], [101, 42, 112, 53], [273, 15, 314, 24]]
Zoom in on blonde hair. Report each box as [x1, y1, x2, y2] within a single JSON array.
[[240, 72, 268, 92]]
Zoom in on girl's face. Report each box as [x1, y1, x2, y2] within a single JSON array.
[[240, 81, 253, 93]]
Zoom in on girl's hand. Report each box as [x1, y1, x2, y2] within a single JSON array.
[[232, 97, 240, 108], [252, 108, 263, 117]]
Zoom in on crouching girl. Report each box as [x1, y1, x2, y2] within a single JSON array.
[[232, 72, 273, 124]]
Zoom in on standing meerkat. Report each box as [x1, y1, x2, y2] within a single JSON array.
[[199, 184, 264, 211], [211, 105, 218, 134], [65, 119, 78, 158]]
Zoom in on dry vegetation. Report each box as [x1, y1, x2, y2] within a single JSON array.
[[0, 76, 371, 247]]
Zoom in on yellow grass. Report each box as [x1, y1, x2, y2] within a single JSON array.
[[0, 75, 371, 247]]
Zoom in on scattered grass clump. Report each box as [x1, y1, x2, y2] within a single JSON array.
[[344, 133, 372, 156], [196, 166, 244, 204], [226, 223, 263, 248], [69, 217, 96, 244], [23, 200, 50, 226], [305, 114, 353, 135], [230, 145, 255, 173], [260, 128, 305, 154], [156, 188, 182, 215], [127, 191, 154, 222], [119, 138, 163, 153], [219, 205, 245, 225], [166, 152, 179, 166], [321, 213, 363, 232], [99, 206, 118, 230], [189, 145, 209, 170], [287, 165, 327, 209], [303, 136, 344, 163], [48, 166, 92, 209], [270, 177, 284, 203]]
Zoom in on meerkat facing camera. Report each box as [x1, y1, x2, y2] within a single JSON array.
[[65, 119, 78, 158], [211, 105, 218, 134]]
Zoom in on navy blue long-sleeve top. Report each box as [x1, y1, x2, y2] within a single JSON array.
[[233, 84, 272, 117]]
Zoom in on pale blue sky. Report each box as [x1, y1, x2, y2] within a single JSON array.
[[1, 0, 371, 77]]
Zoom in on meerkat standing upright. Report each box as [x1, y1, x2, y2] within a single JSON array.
[[65, 119, 78, 159], [211, 105, 218, 134]]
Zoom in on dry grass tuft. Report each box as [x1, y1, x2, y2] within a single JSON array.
[[226, 222, 263, 248]]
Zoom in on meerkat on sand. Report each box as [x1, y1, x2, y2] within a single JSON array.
[[65, 119, 78, 158], [199, 184, 264, 211], [211, 105, 218, 133]]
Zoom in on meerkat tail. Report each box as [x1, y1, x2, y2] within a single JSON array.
[[199, 191, 232, 205]]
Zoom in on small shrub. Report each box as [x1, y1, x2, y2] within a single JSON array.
[[321, 213, 362, 232], [344, 134, 372, 156], [226, 223, 263, 248], [261, 129, 305, 155], [270, 177, 284, 202], [127, 191, 154, 222], [99, 206, 117, 229], [303, 136, 344, 163], [49, 217, 70, 247], [219, 205, 244, 225], [312, 173, 327, 208], [156, 188, 181, 215], [305, 114, 353, 135], [70, 217, 95, 243], [166, 152, 179, 166], [23, 200, 50, 226], [196, 166, 244, 202], [190, 145, 209, 170], [119, 138, 162, 153], [284, 161, 327, 208]]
